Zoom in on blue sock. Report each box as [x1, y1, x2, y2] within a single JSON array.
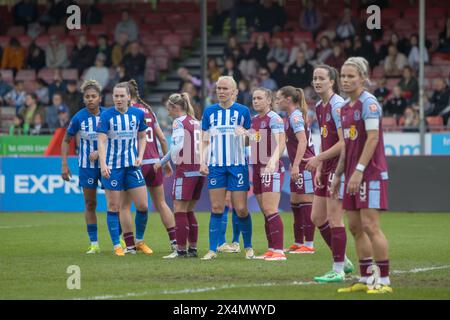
[[238, 213, 252, 249], [106, 212, 120, 246], [218, 206, 229, 246], [118, 222, 122, 237], [232, 209, 240, 243], [135, 210, 148, 241], [209, 212, 223, 252], [87, 224, 98, 242]]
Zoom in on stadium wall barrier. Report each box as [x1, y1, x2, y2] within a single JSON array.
[[1, 156, 449, 212]]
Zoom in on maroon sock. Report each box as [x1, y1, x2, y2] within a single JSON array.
[[175, 212, 189, 251], [264, 216, 273, 249], [166, 226, 176, 243], [318, 221, 332, 249], [331, 227, 347, 262], [301, 203, 315, 242], [291, 203, 303, 244], [267, 213, 284, 251], [376, 260, 390, 277], [359, 258, 373, 278], [123, 232, 135, 248], [186, 211, 198, 247]]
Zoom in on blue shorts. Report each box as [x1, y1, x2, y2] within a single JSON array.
[[79, 168, 102, 189], [101, 167, 146, 191], [208, 165, 249, 191]]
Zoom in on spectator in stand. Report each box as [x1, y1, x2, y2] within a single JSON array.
[[374, 77, 390, 106], [0, 73, 12, 106], [212, 0, 235, 36], [237, 79, 252, 110], [408, 34, 429, 72], [114, 10, 138, 43], [45, 92, 66, 131], [437, 17, 450, 54], [313, 36, 333, 64], [26, 41, 45, 71], [267, 37, 289, 65], [299, 0, 322, 38], [352, 35, 377, 68], [224, 36, 246, 66], [398, 66, 419, 105], [18, 93, 45, 126], [4, 80, 26, 113], [34, 78, 49, 106], [12, 0, 38, 28], [428, 78, 450, 125], [267, 57, 285, 88], [177, 67, 201, 91], [9, 114, 28, 135], [45, 35, 69, 68], [384, 86, 408, 117], [38, 0, 57, 28], [71, 34, 96, 75], [324, 43, 346, 70], [48, 68, 67, 102], [62, 80, 83, 117], [1, 37, 26, 73], [285, 51, 313, 89], [55, 104, 70, 128], [248, 34, 270, 68], [29, 113, 49, 135], [288, 40, 314, 66], [121, 41, 146, 94], [222, 56, 243, 84], [208, 57, 222, 82], [95, 34, 112, 67], [83, 53, 109, 91], [229, 0, 259, 35], [84, 0, 103, 24], [378, 33, 410, 62], [402, 107, 420, 132], [256, 67, 277, 91], [111, 32, 129, 67], [384, 45, 408, 78], [343, 37, 354, 57], [255, 0, 286, 33], [335, 7, 357, 41]]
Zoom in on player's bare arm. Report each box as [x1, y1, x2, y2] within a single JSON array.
[[97, 132, 110, 179], [199, 130, 209, 175], [306, 130, 344, 171], [61, 132, 73, 181], [135, 130, 147, 167], [155, 124, 173, 176], [291, 131, 307, 181], [330, 143, 346, 199], [264, 132, 286, 175]]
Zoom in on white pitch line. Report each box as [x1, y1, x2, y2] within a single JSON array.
[[75, 264, 450, 300], [0, 224, 41, 229]]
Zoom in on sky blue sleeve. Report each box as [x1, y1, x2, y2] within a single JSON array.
[[201, 108, 210, 131], [331, 102, 343, 129], [160, 120, 184, 166], [96, 112, 109, 134], [362, 97, 382, 120], [290, 112, 305, 134], [243, 107, 251, 129], [269, 114, 285, 134], [138, 110, 147, 132], [66, 114, 79, 136]]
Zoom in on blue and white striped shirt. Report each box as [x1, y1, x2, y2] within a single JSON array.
[[96, 107, 147, 169], [67, 107, 105, 169], [201, 102, 251, 167]]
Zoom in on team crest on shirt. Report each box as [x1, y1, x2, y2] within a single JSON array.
[[321, 125, 328, 138], [348, 125, 358, 140], [254, 130, 261, 142], [230, 116, 237, 124], [354, 110, 361, 121], [326, 113, 331, 122], [130, 120, 136, 129], [88, 178, 94, 185], [260, 121, 267, 129]]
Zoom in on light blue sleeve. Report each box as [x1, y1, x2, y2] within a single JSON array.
[[289, 112, 305, 134], [331, 102, 344, 129], [160, 119, 184, 166], [269, 114, 285, 134], [362, 96, 382, 120]]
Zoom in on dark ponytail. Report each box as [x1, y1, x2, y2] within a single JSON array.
[[128, 79, 154, 113]]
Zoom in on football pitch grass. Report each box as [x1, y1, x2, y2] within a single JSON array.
[[1, 212, 449, 300]]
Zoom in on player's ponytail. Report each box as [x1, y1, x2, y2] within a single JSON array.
[[314, 64, 340, 94], [181, 92, 197, 120], [295, 88, 308, 121], [168, 93, 198, 120], [279, 85, 308, 120], [128, 79, 154, 113]]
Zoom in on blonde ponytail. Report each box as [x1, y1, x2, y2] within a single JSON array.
[[167, 92, 198, 120], [296, 88, 308, 120], [181, 92, 197, 120]]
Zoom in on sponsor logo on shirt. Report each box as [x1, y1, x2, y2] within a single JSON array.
[[344, 125, 358, 141], [369, 103, 378, 113], [335, 108, 341, 115]]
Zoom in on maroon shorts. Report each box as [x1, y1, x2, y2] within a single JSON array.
[[172, 174, 205, 201], [252, 166, 285, 195], [290, 165, 315, 195], [342, 179, 388, 211], [141, 163, 163, 187]]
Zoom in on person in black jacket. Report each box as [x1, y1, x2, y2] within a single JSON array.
[[285, 51, 313, 89], [70, 34, 96, 75], [26, 41, 45, 71], [384, 86, 408, 117]]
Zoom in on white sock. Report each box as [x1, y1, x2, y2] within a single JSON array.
[[136, 238, 143, 243], [304, 241, 314, 248], [91, 241, 98, 246], [333, 262, 345, 273], [113, 244, 121, 249], [295, 242, 303, 246], [379, 277, 391, 285], [274, 249, 284, 254]]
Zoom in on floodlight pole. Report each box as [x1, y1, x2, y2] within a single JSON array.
[[418, 0, 426, 155], [200, 0, 207, 112]]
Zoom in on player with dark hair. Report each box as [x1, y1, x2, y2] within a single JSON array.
[[61, 79, 105, 254], [154, 92, 205, 258], [276, 86, 316, 254], [306, 64, 354, 282], [331, 57, 392, 294]]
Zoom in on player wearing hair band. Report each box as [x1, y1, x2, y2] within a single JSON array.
[[276, 86, 316, 254], [97, 82, 149, 256], [330, 57, 392, 294], [118, 79, 177, 255], [61, 80, 105, 254], [306, 64, 355, 282], [236, 88, 287, 261], [200, 76, 254, 260], [154, 92, 205, 259]]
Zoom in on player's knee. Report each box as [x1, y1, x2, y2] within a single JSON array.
[[211, 203, 225, 213], [362, 223, 378, 238], [311, 213, 325, 227], [84, 199, 97, 212], [348, 223, 362, 237], [136, 204, 148, 212], [234, 207, 248, 217], [108, 204, 120, 212]]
